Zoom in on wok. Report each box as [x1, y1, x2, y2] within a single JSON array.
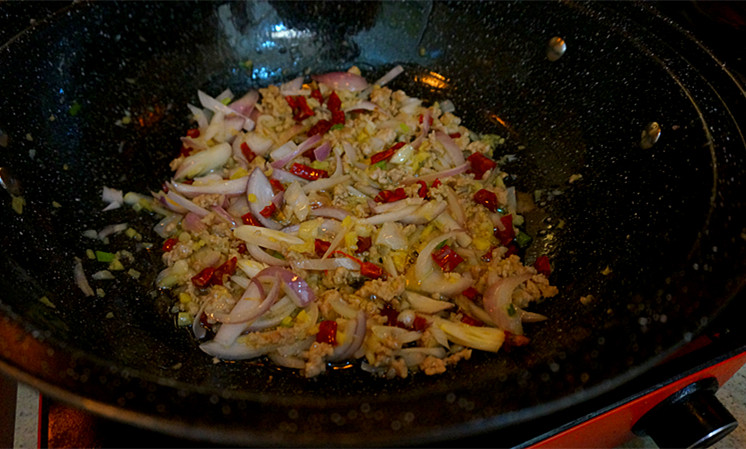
[[1, 1, 745, 446]]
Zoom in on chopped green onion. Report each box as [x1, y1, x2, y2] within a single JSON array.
[[331, 123, 344, 131], [374, 161, 387, 169], [69, 101, 82, 116], [95, 251, 116, 262], [507, 304, 516, 317], [515, 230, 533, 248]]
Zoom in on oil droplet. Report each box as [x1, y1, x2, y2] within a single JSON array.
[[547, 36, 566, 61], [640, 122, 661, 149]]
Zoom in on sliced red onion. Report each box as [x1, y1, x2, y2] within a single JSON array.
[[342, 101, 378, 113], [483, 274, 533, 336], [435, 130, 465, 166], [247, 243, 289, 267], [243, 132, 273, 156], [284, 182, 310, 221], [279, 76, 304, 95], [398, 201, 447, 225], [442, 185, 465, 226], [174, 142, 232, 180], [519, 307, 548, 323], [247, 167, 282, 230], [187, 103, 209, 129], [182, 212, 207, 233], [181, 135, 209, 152], [405, 290, 454, 314], [170, 176, 248, 198], [198, 90, 248, 118], [363, 204, 419, 225], [310, 206, 349, 221], [247, 297, 297, 332], [369, 197, 422, 214], [200, 340, 268, 360], [329, 311, 367, 361], [153, 213, 182, 238], [97, 222, 129, 240], [211, 205, 237, 227], [73, 257, 94, 297], [102, 186, 123, 211], [411, 109, 431, 150], [312, 71, 369, 92], [302, 174, 351, 194], [192, 301, 209, 340], [268, 352, 306, 370], [290, 257, 359, 271], [234, 225, 304, 249], [270, 133, 321, 168], [254, 266, 315, 307], [166, 190, 210, 217], [271, 168, 308, 185], [401, 162, 470, 186], [414, 230, 473, 296], [313, 141, 332, 161], [374, 65, 404, 87], [229, 90, 259, 116], [342, 142, 368, 170]]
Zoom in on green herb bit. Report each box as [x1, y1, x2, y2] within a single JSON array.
[[69, 101, 82, 116], [330, 123, 344, 131], [507, 304, 517, 317], [95, 250, 116, 263]]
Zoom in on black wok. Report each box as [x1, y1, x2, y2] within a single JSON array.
[[1, 1, 745, 446]]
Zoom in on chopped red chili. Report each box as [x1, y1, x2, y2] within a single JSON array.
[[449, 132, 461, 138], [316, 320, 338, 346], [534, 255, 552, 276], [191, 267, 215, 288], [259, 203, 276, 218], [503, 332, 531, 351], [326, 91, 341, 113], [474, 188, 499, 212], [431, 178, 442, 188], [180, 146, 192, 157], [240, 142, 257, 163], [162, 237, 178, 252], [314, 239, 331, 257], [504, 243, 518, 257], [285, 95, 314, 122], [481, 246, 498, 263], [310, 88, 323, 103], [331, 109, 345, 126], [186, 128, 200, 138], [431, 244, 464, 272], [374, 187, 407, 203], [461, 314, 484, 327], [237, 242, 247, 254], [241, 212, 262, 226], [461, 287, 481, 302], [289, 163, 328, 181], [210, 256, 237, 286], [494, 214, 515, 245], [466, 152, 497, 180], [418, 113, 433, 127], [269, 178, 285, 193], [360, 262, 383, 279], [370, 142, 406, 165], [416, 180, 428, 198], [412, 315, 429, 331], [355, 236, 372, 253], [307, 119, 332, 137]]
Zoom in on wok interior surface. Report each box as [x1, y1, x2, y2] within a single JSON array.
[[1, 1, 745, 445]]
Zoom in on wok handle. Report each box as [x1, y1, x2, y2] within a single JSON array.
[[632, 378, 737, 448]]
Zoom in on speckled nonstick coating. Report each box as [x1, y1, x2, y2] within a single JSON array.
[[1, 1, 745, 446]]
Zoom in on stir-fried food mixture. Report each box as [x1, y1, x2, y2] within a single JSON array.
[[139, 66, 557, 378]]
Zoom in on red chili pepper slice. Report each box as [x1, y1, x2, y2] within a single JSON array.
[[504, 243, 518, 257], [331, 109, 345, 126], [418, 114, 433, 127], [314, 239, 331, 257], [210, 256, 238, 286], [240, 142, 257, 163], [449, 132, 461, 138], [481, 246, 498, 263], [416, 180, 428, 198], [327, 91, 341, 112], [186, 128, 200, 138], [285, 95, 314, 122], [374, 187, 407, 203], [355, 236, 372, 254], [360, 262, 383, 279], [494, 214, 515, 245], [461, 287, 481, 302], [191, 267, 215, 288], [534, 255, 552, 276], [289, 163, 328, 181], [431, 178, 442, 188], [316, 320, 338, 346], [461, 314, 484, 327], [431, 244, 464, 272], [237, 242, 247, 254], [474, 188, 498, 212], [307, 119, 332, 137], [412, 315, 429, 331], [259, 203, 276, 218], [466, 152, 497, 180], [162, 237, 178, 252], [269, 178, 285, 193], [310, 89, 323, 103], [240, 212, 262, 226], [180, 146, 192, 157], [370, 142, 406, 165]]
